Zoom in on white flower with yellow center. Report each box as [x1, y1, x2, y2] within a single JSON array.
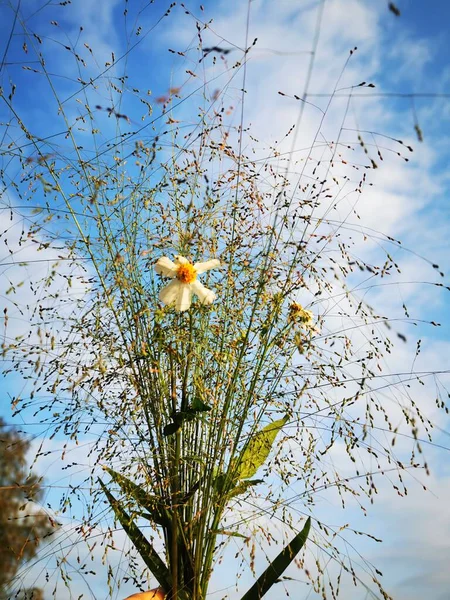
[[155, 255, 220, 312]]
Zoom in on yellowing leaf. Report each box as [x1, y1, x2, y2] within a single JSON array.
[[236, 416, 288, 480]]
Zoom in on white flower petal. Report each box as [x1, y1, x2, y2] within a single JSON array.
[[155, 257, 178, 277], [194, 259, 220, 274], [175, 284, 192, 312], [155, 255, 219, 311], [190, 280, 216, 305], [159, 279, 182, 305]]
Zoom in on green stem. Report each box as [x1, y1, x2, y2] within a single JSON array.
[[171, 428, 180, 600]]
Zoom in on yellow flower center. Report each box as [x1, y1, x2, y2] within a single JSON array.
[[176, 263, 197, 284]]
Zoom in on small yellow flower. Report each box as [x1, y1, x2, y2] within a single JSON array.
[[155, 255, 220, 312], [288, 302, 319, 333]]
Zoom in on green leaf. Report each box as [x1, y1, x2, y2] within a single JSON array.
[[227, 479, 263, 500], [236, 416, 288, 480], [103, 469, 195, 592], [103, 467, 171, 527], [210, 529, 250, 540], [213, 473, 263, 502], [213, 472, 226, 494], [179, 478, 203, 505], [240, 517, 311, 600], [99, 478, 172, 592], [213, 471, 235, 495], [164, 407, 205, 436], [163, 421, 181, 436], [191, 396, 211, 412]]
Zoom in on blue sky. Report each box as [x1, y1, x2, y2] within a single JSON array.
[[1, 1, 450, 599]]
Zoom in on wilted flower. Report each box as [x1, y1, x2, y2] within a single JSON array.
[[288, 302, 319, 333], [155, 255, 220, 312]]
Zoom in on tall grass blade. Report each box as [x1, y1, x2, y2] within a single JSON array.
[[240, 517, 311, 600], [99, 479, 172, 593], [103, 467, 171, 527]]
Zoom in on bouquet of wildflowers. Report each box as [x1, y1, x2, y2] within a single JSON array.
[[1, 3, 447, 600]]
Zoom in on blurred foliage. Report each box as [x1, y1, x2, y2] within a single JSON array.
[[0, 419, 56, 599]]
